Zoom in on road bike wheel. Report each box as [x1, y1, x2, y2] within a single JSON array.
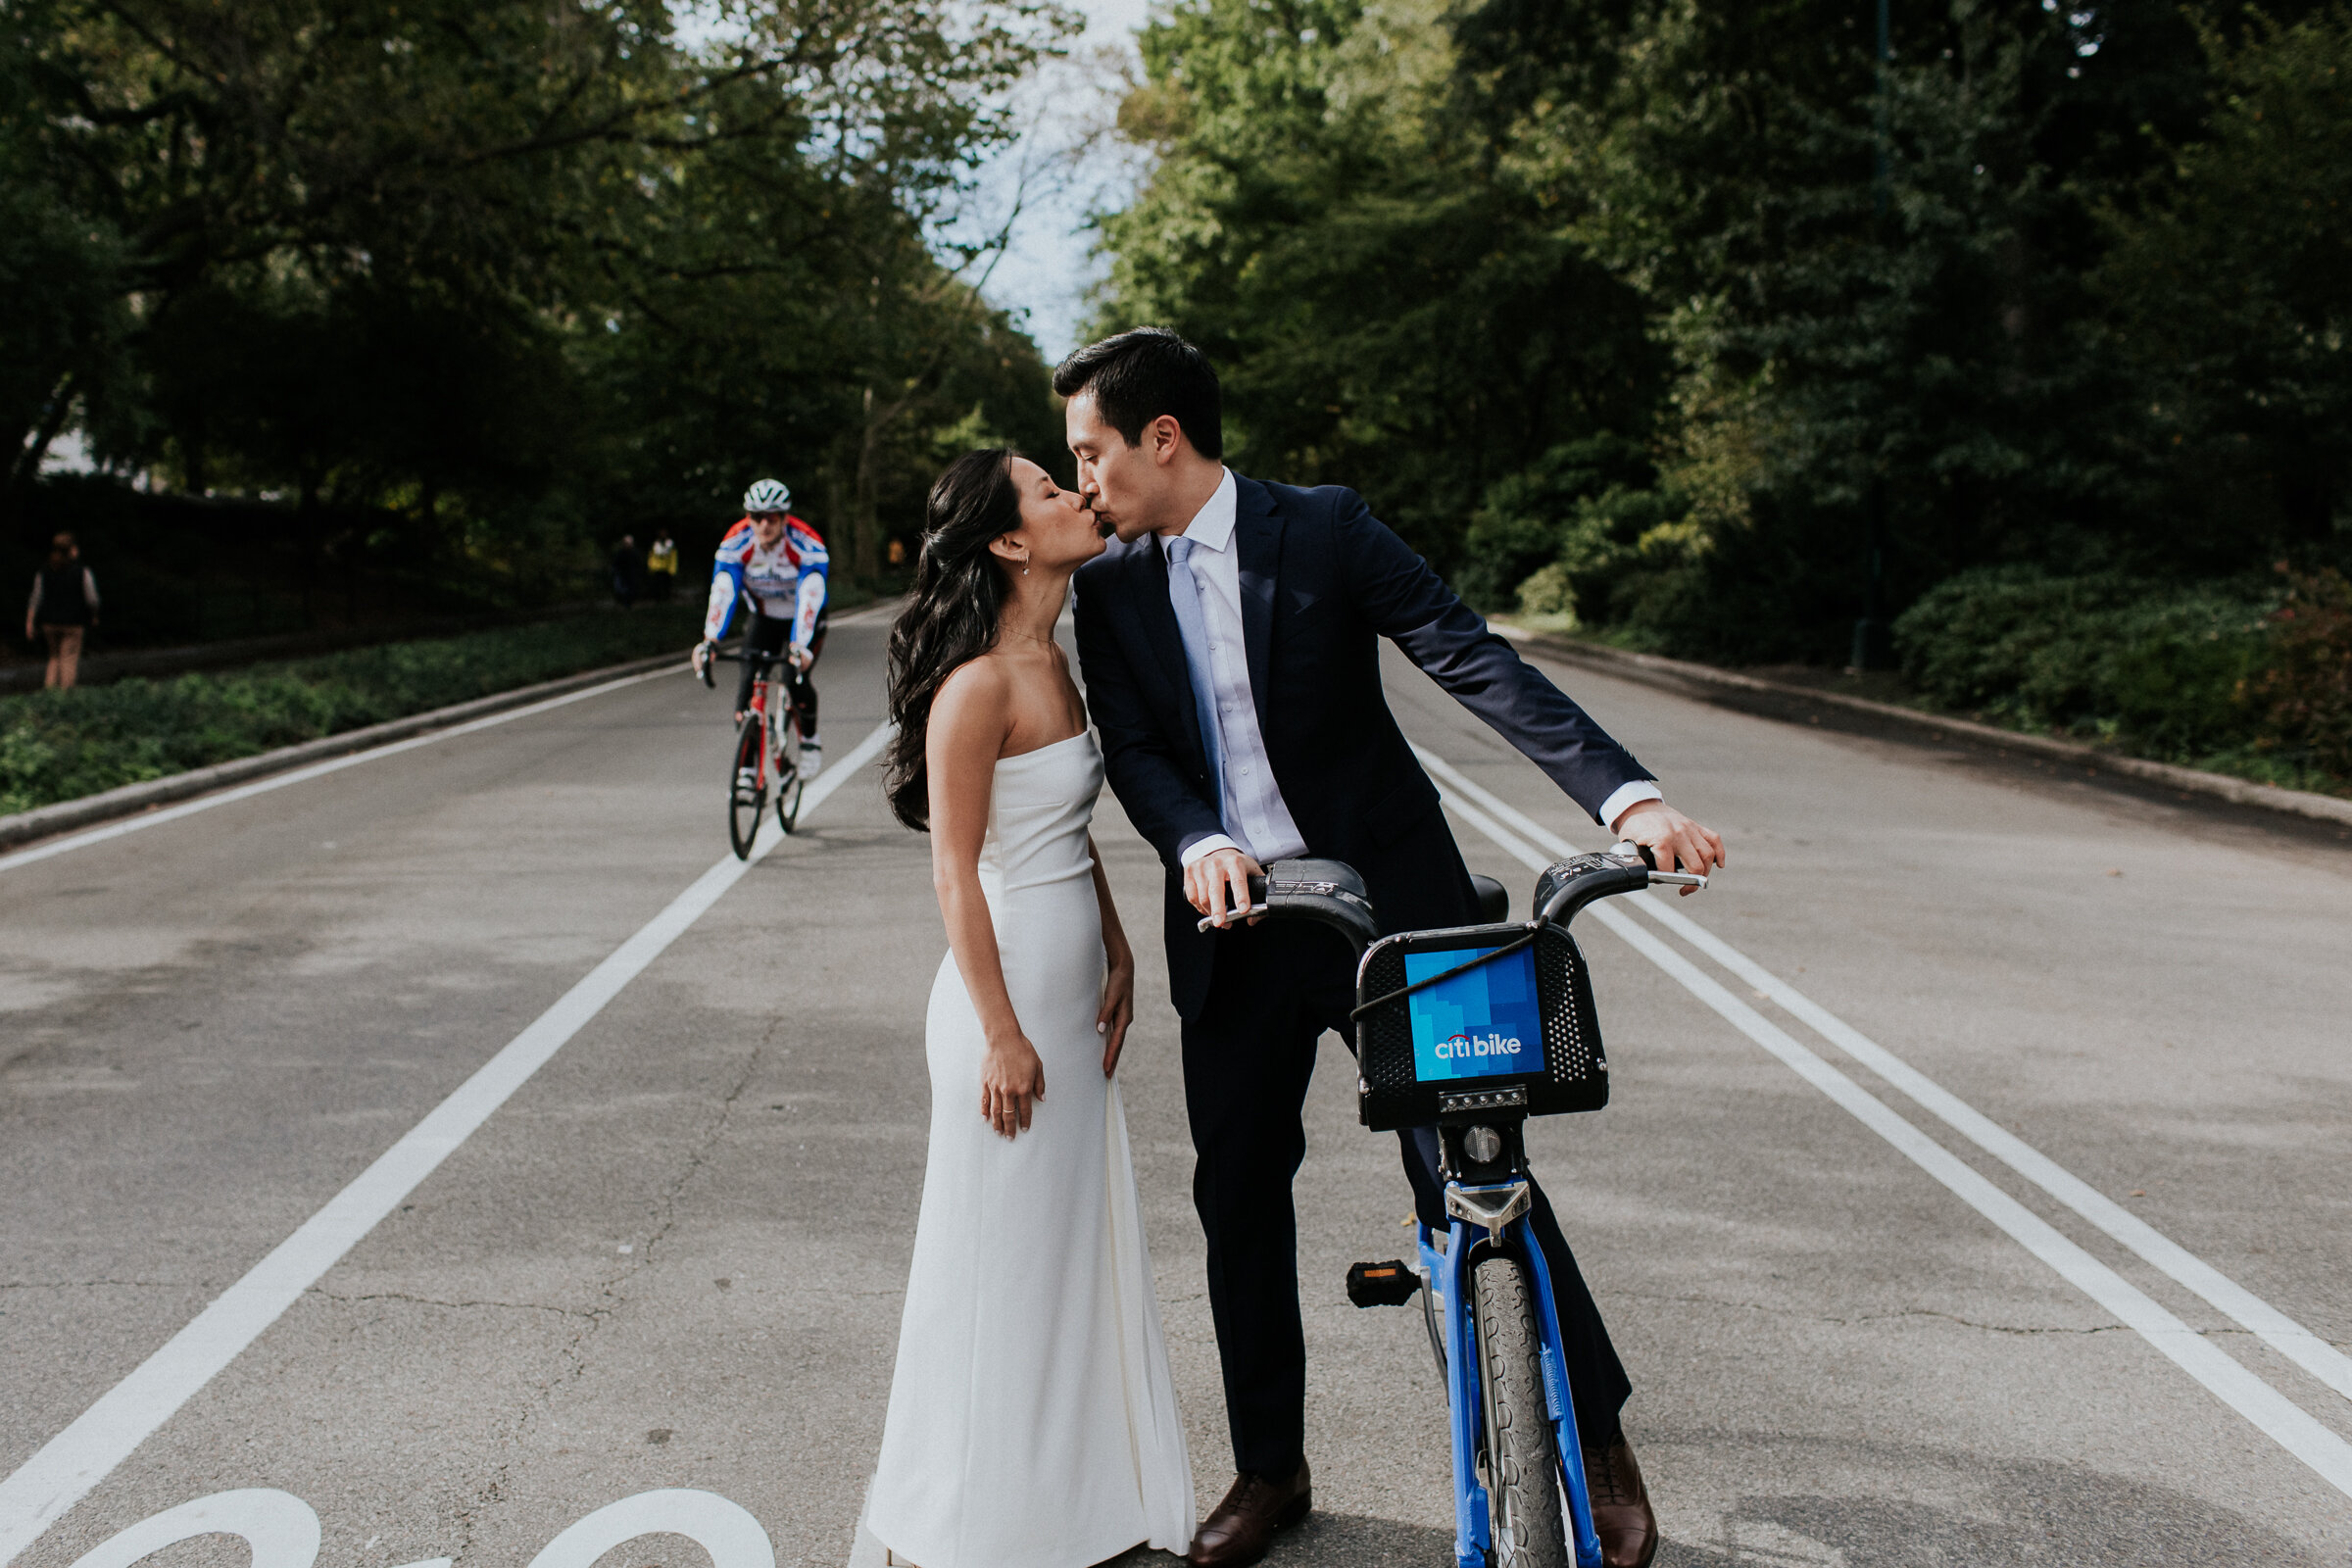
[[774, 709, 805, 834], [1473, 1253, 1571, 1568], [728, 714, 766, 860]]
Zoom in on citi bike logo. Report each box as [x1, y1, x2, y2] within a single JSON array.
[[1437, 1031, 1524, 1060]]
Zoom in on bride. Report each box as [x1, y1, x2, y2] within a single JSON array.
[[854, 449, 1195, 1567]]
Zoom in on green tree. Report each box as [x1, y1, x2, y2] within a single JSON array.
[[0, 26, 130, 498], [0, 0, 1072, 603], [1093, 0, 2337, 662], [1096, 0, 1667, 569], [2097, 5, 2352, 553]]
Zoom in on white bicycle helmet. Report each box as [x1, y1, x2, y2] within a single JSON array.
[[743, 477, 791, 514]]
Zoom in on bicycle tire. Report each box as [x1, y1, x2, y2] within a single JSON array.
[[775, 708, 805, 834], [1473, 1253, 1571, 1568], [728, 714, 766, 860]]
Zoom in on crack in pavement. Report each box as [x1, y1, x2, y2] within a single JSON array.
[[1612, 1287, 2144, 1337], [444, 1034, 770, 1558], [1865, 1305, 2136, 1338], [0, 1279, 213, 1291], [309, 1289, 594, 1319], [1613, 1287, 2352, 1354]]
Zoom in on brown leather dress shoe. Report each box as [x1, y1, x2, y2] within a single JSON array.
[[1187, 1459, 1312, 1566], [1582, 1437, 1659, 1568]]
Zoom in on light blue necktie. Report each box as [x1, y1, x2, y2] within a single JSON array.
[[1164, 535, 1227, 825]]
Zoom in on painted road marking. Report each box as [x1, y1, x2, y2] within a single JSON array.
[[63, 1492, 317, 1568], [1414, 748, 2352, 1500], [0, 667, 680, 875], [62, 1488, 769, 1568], [525, 1490, 773, 1568], [0, 721, 897, 1568], [1416, 746, 2352, 1408]]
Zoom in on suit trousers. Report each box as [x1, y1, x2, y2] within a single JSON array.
[[1181, 918, 1633, 1478]]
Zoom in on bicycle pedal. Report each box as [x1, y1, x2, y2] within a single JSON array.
[[1347, 1258, 1422, 1308]]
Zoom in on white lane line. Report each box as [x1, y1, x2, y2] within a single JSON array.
[[1419, 765, 2352, 1498], [1415, 747, 2352, 1407], [0, 667, 683, 875], [0, 720, 896, 1568], [824, 598, 904, 627]]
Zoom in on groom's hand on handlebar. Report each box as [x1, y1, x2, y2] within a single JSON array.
[[1609, 799, 1727, 895], [1187, 848, 1265, 928]]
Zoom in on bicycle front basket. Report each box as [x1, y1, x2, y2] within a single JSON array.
[[1354, 920, 1608, 1132]]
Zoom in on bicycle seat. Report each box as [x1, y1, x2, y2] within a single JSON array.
[[1469, 874, 1508, 924]]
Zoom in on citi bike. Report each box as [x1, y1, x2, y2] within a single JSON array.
[[699, 641, 808, 858], [1221, 846, 1703, 1568]]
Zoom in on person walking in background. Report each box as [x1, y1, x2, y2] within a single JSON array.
[[611, 532, 643, 609], [646, 528, 678, 601], [24, 532, 100, 690]]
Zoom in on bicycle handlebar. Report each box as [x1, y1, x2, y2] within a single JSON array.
[[696, 640, 798, 690], [1200, 845, 1705, 945], [1193, 858, 1380, 948], [1532, 843, 1704, 927]]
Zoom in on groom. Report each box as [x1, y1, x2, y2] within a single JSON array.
[[1066, 328, 1723, 1568]]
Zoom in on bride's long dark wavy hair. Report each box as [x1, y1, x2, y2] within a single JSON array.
[[884, 448, 1023, 831]]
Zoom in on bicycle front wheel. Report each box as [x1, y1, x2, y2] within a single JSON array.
[[1473, 1253, 1571, 1568], [728, 715, 766, 860], [774, 710, 805, 834]]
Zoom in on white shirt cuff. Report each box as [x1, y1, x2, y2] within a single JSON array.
[[1597, 781, 1663, 833], [1178, 833, 1243, 869]]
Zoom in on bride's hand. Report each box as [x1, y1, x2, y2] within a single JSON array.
[[980, 1036, 1046, 1139], [1099, 950, 1135, 1077]]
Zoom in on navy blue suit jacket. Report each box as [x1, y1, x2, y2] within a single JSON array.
[[1072, 473, 1650, 1020]]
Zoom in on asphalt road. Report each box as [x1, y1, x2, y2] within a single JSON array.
[[4, 601, 2349, 1568]]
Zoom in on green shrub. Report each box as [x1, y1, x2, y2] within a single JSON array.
[[1563, 488, 1701, 629], [1891, 566, 2274, 757], [1455, 436, 1656, 611], [0, 606, 706, 815], [1513, 563, 1580, 634], [2243, 567, 2352, 781]]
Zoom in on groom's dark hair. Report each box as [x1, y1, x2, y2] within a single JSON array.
[[1053, 326, 1223, 461]]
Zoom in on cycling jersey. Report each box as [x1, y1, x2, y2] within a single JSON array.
[[705, 514, 827, 647]]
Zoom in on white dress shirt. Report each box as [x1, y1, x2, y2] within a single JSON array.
[[1169, 468, 1661, 870], [1169, 470, 1310, 867]]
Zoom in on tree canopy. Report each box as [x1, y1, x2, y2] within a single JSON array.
[[1094, 0, 2352, 662], [1, 0, 1074, 608], [12, 0, 2347, 672]]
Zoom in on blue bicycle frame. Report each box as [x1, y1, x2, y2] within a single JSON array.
[[1420, 1211, 1604, 1568]]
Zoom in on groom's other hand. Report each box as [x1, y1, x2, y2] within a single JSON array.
[[1187, 847, 1265, 927], [1610, 800, 1726, 894]]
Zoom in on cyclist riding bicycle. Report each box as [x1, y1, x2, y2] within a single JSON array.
[[694, 477, 829, 777]]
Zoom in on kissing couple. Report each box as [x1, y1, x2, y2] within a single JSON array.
[[849, 329, 1726, 1568]]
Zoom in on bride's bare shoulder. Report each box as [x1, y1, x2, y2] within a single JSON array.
[[929, 653, 1016, 738]]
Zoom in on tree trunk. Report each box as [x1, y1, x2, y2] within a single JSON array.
[[9, 372, 75, 503], [298, 477, 319, 628], [852, 384, 882, 582]]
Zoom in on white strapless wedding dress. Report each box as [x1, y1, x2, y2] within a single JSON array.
[[854, 730, 1194, 1568]]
